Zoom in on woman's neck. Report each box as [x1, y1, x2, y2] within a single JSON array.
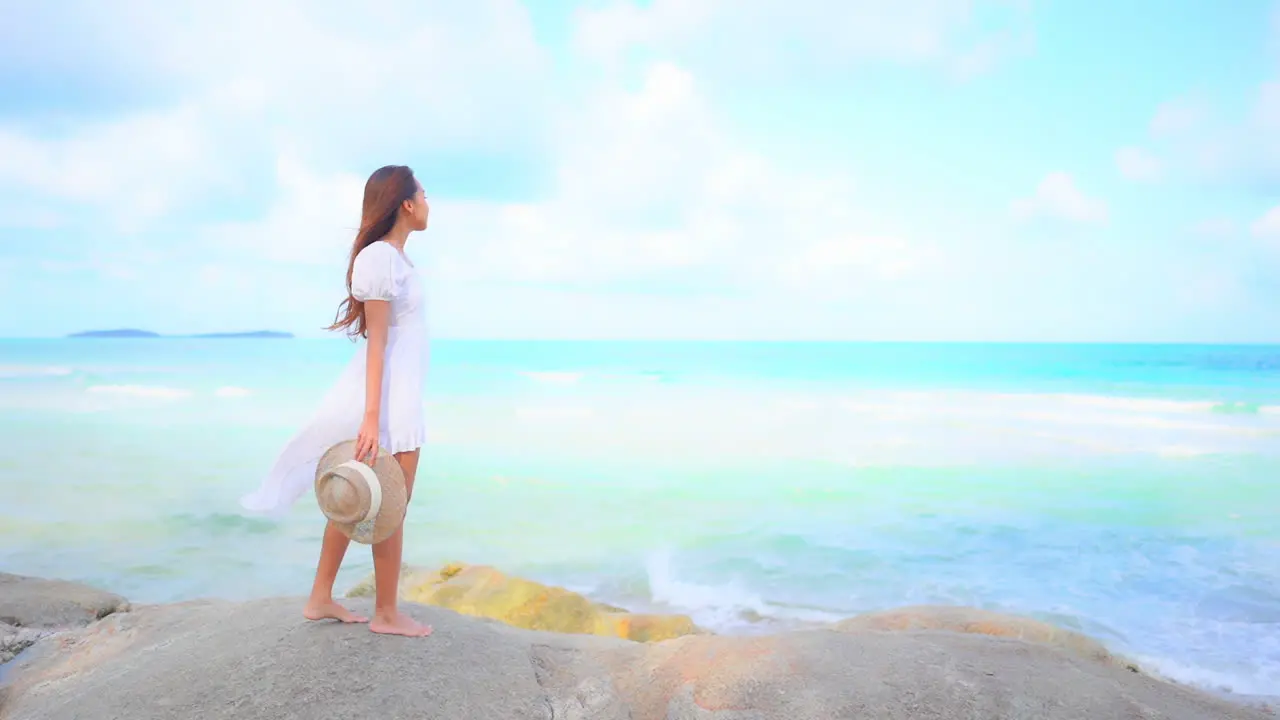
[[382, 223, 412, 250]]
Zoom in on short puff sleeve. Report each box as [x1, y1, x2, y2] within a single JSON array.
[[350, 242, 400, 302]]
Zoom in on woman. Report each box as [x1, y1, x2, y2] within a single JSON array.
[[240, 164, 432, 638]]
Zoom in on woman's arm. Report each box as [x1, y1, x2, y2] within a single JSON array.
[[357, 299, 391, 462]]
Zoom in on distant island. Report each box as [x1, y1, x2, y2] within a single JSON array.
[[68, 329, 293, 339], [68, 329, 161, 338]]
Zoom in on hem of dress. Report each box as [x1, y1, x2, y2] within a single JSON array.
[[239, 488, 306, 519], [383, 425, 426, 455], [238, 425, 425, 518]]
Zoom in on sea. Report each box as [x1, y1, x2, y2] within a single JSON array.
[[1, 339, 1278, 697]]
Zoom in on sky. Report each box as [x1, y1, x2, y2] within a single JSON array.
[[1, 0, 1278, 342]]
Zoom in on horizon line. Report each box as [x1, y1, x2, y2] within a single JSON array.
[[2, 335, 1278, 346]]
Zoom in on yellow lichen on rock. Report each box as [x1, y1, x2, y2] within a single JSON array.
[[593, 610, 702, 643], [836, 605, 1130, 668], [346, 562, 704, 642]]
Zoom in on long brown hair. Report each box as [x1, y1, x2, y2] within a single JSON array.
[[328, 165, 419, 339]]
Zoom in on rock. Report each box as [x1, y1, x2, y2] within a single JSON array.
[[1, 597, 564, 720], [835, 605, 1127, 667], [0, 572, 130, 629], [626, 629, 1268, 720], [0, 572, 132, 671], [0, 625, 44, 665], [346, 563, 704, 642], [529, 641, 635, 720], [1, 591, 1269, 720]]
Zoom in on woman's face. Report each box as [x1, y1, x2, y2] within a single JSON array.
[[405, 184, 429, 231]]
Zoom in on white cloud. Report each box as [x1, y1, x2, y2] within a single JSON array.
[[427, 61, 931, 295], [1010, 172, 1108, 226], [0, 205, 63, 231], [1252, 81, 1280, 130], [34, 2, 1270, 342], [0, 0, 1002, 338], [1137, 80, 1280, 185], [573, 0, 1031, 79], [197, 153, 367, 267], [3, 1, 546, 133], [572, 1, 711, 64], [0, 83, 263, 231], [1191, 217, 1235, 237], [1149, 95, 1207, 138], [1134, 92, 1253, 183], [1249, 206, 1280, 248], [2, 0, 951, 336], [1178, 268, 1249, 310], [778, 234, 930, 300], [130, 57, 934, 339], [1115, 146, 1161, 181], [0, 0, 549, 232], [950, 35, 1024, 80]]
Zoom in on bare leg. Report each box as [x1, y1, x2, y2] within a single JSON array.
[[370, 449, 432, 637], [302, 520, 369, 623]]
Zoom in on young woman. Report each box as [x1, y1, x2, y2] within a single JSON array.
[[241, 164, 432, 638]]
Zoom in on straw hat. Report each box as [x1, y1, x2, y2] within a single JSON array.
[[313, 440, 407, 545]]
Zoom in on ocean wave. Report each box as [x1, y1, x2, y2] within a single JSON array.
[[1135, 653, 1280, 699], [643, 550, 845, 631], [85, 384, 192, 400], [520, 371, 584, 386], [514, 404, 595, 421], [432, 383, 1280, 464], [644, 550, 770, 628], [1015, 410, 1275, 436], [827, 391, 1279, 437], [1154, 445, 1214, 458], [635, 541, 1280, 698], [0, 364, 73, 378], [517, 369, 679, 386], [836, 391, 1278, 418], [1056, 394, 1224, 414], [1059, 395, 1275, 417], [1030, 393, 1277, 418], [79, 385, 256, 401]]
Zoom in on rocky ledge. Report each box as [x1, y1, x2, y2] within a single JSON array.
[[0, 569, 1272, 720], [0, 572, 130, 665]]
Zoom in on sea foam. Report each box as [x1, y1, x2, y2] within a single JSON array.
[[85, 384, 191, 400]]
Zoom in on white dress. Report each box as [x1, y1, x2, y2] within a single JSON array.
[[239, 240, 428, 518]]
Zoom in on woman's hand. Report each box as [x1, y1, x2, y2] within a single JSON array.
[[356, 413, 379, 465]]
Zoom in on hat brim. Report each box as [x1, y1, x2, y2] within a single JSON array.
[[314, 440, 408, 545]]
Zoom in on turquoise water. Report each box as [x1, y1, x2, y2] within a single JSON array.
[[2, 339, 1278, 695]]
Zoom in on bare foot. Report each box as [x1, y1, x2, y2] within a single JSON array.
[[370, 612, 433, 637], [303, 600, 369, 624]]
